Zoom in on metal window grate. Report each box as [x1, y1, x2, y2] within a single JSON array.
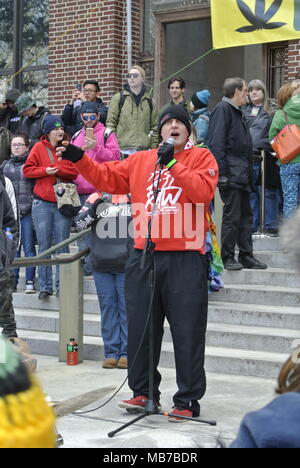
[[267, 43, 288, 100]]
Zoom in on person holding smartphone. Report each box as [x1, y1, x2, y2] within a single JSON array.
[[61, 79, 108, 136], [73, 84, 83, 109], [71, 101, 120, 276]]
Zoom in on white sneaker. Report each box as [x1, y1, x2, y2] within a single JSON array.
[[25, 281, 36, 294]]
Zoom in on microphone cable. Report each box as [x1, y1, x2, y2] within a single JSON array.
[[73, 160, 162, 416]]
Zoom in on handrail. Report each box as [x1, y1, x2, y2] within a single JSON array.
[[11, 228, 91, 268], [12, 248, 90, 268], [10, 228, 91, 364]]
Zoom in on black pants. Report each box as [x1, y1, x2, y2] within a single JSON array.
[[125, 249, 208, 416], [219, 187, 253, 262]]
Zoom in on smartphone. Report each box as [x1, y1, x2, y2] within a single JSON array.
[[86, 127, 95, 139], [75, 84, 82, 91]]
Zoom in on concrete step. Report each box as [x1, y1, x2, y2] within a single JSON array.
[[213, 284, 300, 307], [206, 322, 298, 354], [161, 342, 288, 379], [15, 267, 297, 296], [16, 330, 104, 361], [13, 292, 100, 314], [15, 309, 101, 337], [222, 267, 298, 287], [200, 346, 287, 379], [208, 301, 300, 329], [254, 251, 290, 268], [252, 236, 283, 251], [15, 307, 298, 354], [15, 278, 300, 315], [15, 275, 96, 294], [17, 329, 288, 379]]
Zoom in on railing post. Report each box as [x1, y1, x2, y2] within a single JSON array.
[[58, 255, 84, 363]]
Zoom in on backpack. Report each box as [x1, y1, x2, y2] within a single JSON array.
[[0, 127, 11, 165], [118, 92, 153, 121]]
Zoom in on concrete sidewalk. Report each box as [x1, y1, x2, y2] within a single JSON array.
[[34, 355, 276, 448]]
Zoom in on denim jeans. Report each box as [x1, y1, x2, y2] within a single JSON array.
[[32, 199, 72, 293], [15, 214, 36, 284], [93, 271, 127, 360], [250, 161, 279, 231], [280, 162, 300, 218]]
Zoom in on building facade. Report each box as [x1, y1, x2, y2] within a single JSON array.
[[0, 0, 300, 113]]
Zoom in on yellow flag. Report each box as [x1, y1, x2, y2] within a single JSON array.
[[211, 0, 300, 49]]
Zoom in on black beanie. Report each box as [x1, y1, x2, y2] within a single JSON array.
[[158, 105, 191, 136], [191, 93, 206, 110]]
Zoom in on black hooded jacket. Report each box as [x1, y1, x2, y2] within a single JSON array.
[[18, 106, 50, 143], [208, 97, 253, 192], [61, 97, 108, 136]]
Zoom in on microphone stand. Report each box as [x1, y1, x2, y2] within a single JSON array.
[[108, 158, 217, 438]]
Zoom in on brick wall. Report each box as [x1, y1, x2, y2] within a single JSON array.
[[48, 0, 141, 114], [286, 40, 300, 81]]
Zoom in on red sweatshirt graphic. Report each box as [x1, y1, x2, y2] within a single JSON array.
[[74, 146, 218, 253]]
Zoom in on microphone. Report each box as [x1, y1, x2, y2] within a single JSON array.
[[164, 137, 176, 146], [157, 137, 175, 165]]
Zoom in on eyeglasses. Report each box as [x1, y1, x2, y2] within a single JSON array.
[[12, 143, 26, 148], [83, 88, 97, 93], [127, 73, 140, 79], [82, 115, 97, 121]]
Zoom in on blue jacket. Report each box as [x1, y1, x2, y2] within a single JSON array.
[[191, 108, 210, 145], [230, 392, 300, 448]]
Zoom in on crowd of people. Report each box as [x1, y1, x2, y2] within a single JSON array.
[[0, 66, 300, 427]]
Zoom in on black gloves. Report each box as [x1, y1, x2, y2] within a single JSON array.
[[60, 143, 85, 163], [87, 197, 105, 219], [157, 142, 176, 169]]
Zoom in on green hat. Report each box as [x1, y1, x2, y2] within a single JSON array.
[[15, 94, 35, 115]]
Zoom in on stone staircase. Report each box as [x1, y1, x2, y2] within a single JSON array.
[[12, 236, 300, 379]]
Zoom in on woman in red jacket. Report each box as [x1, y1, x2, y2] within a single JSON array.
[[23, 115, 78, 300]]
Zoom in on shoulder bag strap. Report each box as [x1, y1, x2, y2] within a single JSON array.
[[45, 146, 61, 183]]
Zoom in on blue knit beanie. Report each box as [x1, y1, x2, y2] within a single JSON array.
[[191, 89, 211, 109], [43, 115, 64, 135]]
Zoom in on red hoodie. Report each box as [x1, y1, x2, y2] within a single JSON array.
[[23, 137, 78, 203], [74, 146, 218, 253]]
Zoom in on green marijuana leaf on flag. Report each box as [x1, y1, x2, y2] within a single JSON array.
[[236, 0, 287, 32]]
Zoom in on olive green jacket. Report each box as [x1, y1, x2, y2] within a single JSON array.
[[160, 99, 191, 117], [106, 88, 159, 150]]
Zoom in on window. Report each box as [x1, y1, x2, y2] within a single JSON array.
[[139, 0, 155, 89], [267, 43, 288, 100], [0, 0, 49, 105]]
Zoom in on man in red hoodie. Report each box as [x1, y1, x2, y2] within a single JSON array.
[[58, 105, 218, 421]]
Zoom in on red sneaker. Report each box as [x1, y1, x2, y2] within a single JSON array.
[[119, 395, 161, 413], [168, 407, 193, 423]]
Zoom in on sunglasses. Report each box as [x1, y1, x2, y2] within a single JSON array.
[[82, 115, 97, 121], [127, 73, 140, 79]]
